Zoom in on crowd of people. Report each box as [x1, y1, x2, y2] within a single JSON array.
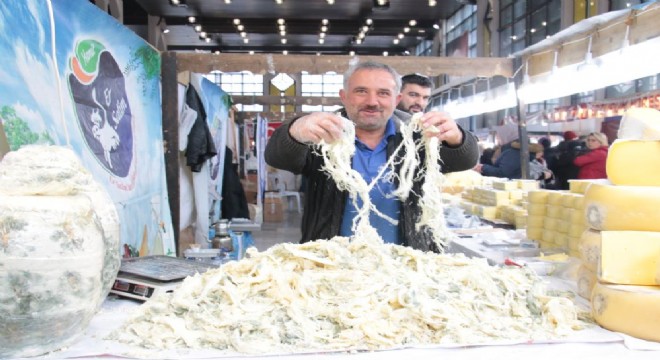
[[475, 128, 610, 189]]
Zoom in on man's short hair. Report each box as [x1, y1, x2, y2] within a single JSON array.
[[401, 73, 433, 90], [344, 61, 401, 93]]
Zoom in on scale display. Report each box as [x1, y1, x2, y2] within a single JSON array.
[[110, 256, 221, 301]]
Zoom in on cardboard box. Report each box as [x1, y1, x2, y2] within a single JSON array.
[[244, 190, 257, 204], [263, 195, 283, 222]]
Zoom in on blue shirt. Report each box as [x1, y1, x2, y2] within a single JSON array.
[[339, 119, 401, 244]]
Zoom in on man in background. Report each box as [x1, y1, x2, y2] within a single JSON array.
[[396, 73, 433, 114]]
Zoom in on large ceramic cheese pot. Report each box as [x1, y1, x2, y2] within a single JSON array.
[[0, 145, 121, 358]]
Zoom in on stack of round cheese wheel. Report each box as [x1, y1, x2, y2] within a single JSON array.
[[585, 107, 660, 342], [0, 145, 120, 357]]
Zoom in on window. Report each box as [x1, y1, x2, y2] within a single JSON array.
[[605, 74, 660, 99], [206, 71, 264, 112], [445, 4, 477, 58], [301, 72, 343, 112], [499, 0, 560, 57]]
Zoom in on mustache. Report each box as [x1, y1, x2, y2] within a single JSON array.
[[359, 105, 382, 112]]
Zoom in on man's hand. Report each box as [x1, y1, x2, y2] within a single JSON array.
[[473, 163, 483, 173], [418, 111, 463, 146], [289, 112, 345, 144]]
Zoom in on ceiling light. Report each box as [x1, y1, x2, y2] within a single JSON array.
[[237, 25, 244, 31], [349, 51, 355, 56], [215, 50, 220, 54], [383, 51, 388, 56], [200, 31, 207, 38], [279, 25, 286, 31], [366, 18, 373, 25], [277, 18, 285, 25], [233, 18, 241, 25], [205, 37, 211, 43], [356, 39, 362, 44], [397, 33, 404, 39], [283, 50, 288, 55], [362, 25, 369, 32], [194, 25, 202, 32], [393, 38, 399, 44], [225, 0, 231, 3], [240, 31, 246, 37], [428, 0, 437, 6], [249, 51, 255, 55], [322, 19, 329, 25], [318, 38, 325, 44], [188, 16, 196, 23], [403, 27, 410, 33], [357, 32, 365, 39], [409, 20, 417, 26], [319, 32, 326, 38], [281, 38, 287, 44], [317, 52, 321, 56], [321, 25, 328, 32], [327, 0, 335, 4], [170, 0, 187, 6], [275, 0, 283, 4], [243, 38, 249, 43], [171, 0, 180, 4], [280, 30, 286, 36], [374, 0, 390, 9], [162, 28, 170, 34], [433, 24, 440, 30], [404, 50, 410, 55]]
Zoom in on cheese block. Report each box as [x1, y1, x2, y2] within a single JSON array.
[[528, 215, 545, 228], [607, 140, 660, 186], [578, 229, 601, 272], [617, 107, 660, 140], [526, 226, 543, 241], [591, 282, 660, 342], [528, 203, 546, 216], [528, 189, 551, 203], [547, 191, 565, 206], [577, 265, 596, 300], [599, 231, 660, 285], [584, 183, 660, 232], [545, 205, 561, 219]]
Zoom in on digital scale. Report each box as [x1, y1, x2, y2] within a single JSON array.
[[110, 255, 221, 302]]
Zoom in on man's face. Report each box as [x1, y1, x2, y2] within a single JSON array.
[[397, 83, 431, 114], [339, 68, 401, 131]]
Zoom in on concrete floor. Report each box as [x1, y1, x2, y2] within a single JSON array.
[[250, 208, 303, 252]]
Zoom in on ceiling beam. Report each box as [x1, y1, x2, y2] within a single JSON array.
[[172, 52, 514, 78], [232, 95, 342, 106]]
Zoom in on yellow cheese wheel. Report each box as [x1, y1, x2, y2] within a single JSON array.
[[584, 183, 660, 232], [568, 180, 591, 194], [600, 230, 660, 286], [572, 195, 585, 211], [591, 282, 660, 342], [568, 223, 588, 238], [578, 229, 601, 272], [568, 235, 581, 251], [607, 140, 660, 186]]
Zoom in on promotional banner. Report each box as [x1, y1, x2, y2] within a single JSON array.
[[0, 0, 175, 256]]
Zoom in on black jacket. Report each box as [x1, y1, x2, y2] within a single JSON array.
[[264, 111, 480, 252]]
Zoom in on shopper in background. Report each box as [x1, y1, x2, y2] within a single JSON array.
[[529, 143, 555, 188], [265, 61, 479, 252], [547, 131, 585, 189], [396, 73, 433, 114], [574, 132, 609, 179]]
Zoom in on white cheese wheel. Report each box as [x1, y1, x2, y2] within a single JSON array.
[[591, 282, 660, 342], [617, 107, 660, 140], [0, 145, 120, 358]]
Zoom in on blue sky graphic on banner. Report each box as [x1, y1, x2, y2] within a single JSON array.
[[0, 0, 175, 256], [198, 77, 231, 222]]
